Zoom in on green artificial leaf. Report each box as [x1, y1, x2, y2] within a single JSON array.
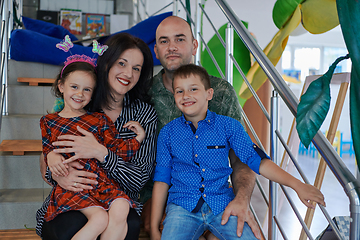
[[337, 0, 360, 172], [296, 54, 349, 148]]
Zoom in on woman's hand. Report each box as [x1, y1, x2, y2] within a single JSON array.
[[53, 126, 108, 164], [53, 161, 98, 192]]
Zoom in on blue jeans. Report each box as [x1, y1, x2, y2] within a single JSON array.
[[161, 202, 258, 240]]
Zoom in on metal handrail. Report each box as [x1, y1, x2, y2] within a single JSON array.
[[214, 0, 360, 239]]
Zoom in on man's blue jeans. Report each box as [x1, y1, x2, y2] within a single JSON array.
[[161, 202, 258, 240]]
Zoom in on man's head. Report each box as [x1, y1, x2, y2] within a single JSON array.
[[154, 16, 198, 73], [172, 64, 213, 122]]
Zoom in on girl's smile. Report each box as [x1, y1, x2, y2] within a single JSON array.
[[58, 70, 96, 118]]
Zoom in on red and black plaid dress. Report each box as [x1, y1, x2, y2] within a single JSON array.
[[40, 112, 139, 221]]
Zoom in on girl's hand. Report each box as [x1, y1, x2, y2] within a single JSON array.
[[53, 161, 98, 192], [47, 151, 68, 177], [123, 121, 146, 143], [53, 126, 108, 164], [295, 182, 326, 209]]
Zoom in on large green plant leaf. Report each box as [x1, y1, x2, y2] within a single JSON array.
[[337, 0, 360, 172], [296, 55, 349, 148]]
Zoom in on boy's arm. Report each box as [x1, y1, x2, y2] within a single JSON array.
[[259, 159, 325, 208], [150, 181, 169, 240]]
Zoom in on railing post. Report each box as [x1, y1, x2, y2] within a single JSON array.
[[225, 23, 233, 85], [347, 182, 360, 239], [194, 0, 201, 66], [1, 0, 9, 115], [173, 0, 178, 16], [269, 90, 279, 240]]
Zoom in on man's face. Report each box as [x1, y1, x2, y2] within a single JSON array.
[[154, 17, 198, 72]]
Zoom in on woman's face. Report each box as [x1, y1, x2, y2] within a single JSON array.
[[108, 48, 144, 99]]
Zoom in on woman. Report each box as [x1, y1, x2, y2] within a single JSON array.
[[36, 32, 158, 240]]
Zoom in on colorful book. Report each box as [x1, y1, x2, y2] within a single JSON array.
[[60, 9, 82, 35]]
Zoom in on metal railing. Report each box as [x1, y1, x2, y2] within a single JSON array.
[[139, 0, 360, 239]]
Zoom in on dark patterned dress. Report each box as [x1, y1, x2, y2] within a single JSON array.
[[40, 112, 139, 221]]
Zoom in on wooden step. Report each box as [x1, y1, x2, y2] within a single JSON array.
[[0, 229, 40, 240], [0, 140, 42, 155], [17, 77, 54, 86], [0, 228, 149, 239]]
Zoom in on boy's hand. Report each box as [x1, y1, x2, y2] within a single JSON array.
[[123, 121, 146, 143], [47, 152, 69, 177], [295, 182, 326, 209]]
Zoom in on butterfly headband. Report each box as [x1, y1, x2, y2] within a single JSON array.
[[56, 35, 109, 77]]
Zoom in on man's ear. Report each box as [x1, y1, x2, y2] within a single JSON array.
[[154, 44, 160, 60], [207, 88, 214, 101], [192, 39, 198, 56]]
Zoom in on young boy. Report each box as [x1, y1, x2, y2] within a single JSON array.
[[150, 64, 325, 240]]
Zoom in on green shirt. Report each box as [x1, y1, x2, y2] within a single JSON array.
[[149, 69, 245, 133]]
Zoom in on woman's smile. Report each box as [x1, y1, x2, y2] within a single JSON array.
[[117, 77, 130, 86]]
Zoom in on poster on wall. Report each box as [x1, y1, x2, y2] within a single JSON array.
[[85, 14, 106, 37], [60, 9, 82, 35]]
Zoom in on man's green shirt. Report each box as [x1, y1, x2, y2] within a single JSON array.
[[149, 69, 245, 133]]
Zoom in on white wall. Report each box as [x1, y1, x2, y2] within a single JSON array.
[[40, 0, 114, 15]]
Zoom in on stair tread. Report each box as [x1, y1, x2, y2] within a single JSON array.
[[0, 188, 51, 203], [0, 140, 42, 155], [17, 77, 54, 86], [0, 229, 40, 240]]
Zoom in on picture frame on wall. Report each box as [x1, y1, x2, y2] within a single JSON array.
[[85, 13, 106, 38], [60, 8, 82, 35]]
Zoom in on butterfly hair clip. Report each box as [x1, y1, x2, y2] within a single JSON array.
[[56, 35, 109, 77], [56, 35, 74, 53]]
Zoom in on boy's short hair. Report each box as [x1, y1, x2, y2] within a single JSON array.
[[173, 64, 211, 90]]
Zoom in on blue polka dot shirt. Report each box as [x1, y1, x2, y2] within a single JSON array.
[[154, 110, 268, 215]]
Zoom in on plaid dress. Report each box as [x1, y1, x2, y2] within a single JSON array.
[[40, 112, 139, 221]]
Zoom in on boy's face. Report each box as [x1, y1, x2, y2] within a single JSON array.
[[173, 74, 213, 122]]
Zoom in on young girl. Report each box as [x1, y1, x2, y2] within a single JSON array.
[[40, 55, 145, 240]]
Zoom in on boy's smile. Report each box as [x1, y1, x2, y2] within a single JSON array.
[[173, 74, 213, 126]]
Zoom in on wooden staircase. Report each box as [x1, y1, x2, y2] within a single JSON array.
[[0, 60, 59, 230], [0, 77, 53, 154]]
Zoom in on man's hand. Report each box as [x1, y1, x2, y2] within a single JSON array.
[[221, 196, 260, 239], [227, 149, 261, 239], [53, 161, 98, 192]]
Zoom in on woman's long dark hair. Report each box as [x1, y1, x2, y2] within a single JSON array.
[[90, 32, 153, 111]]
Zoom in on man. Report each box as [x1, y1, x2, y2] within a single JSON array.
[[143, 16, 261, 239]]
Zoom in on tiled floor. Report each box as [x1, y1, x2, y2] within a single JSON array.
[[250, 153, 357, 239]]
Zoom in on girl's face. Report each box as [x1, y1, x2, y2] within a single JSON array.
[[58, 70, 96, 116], [108, 48, 144, 100]]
